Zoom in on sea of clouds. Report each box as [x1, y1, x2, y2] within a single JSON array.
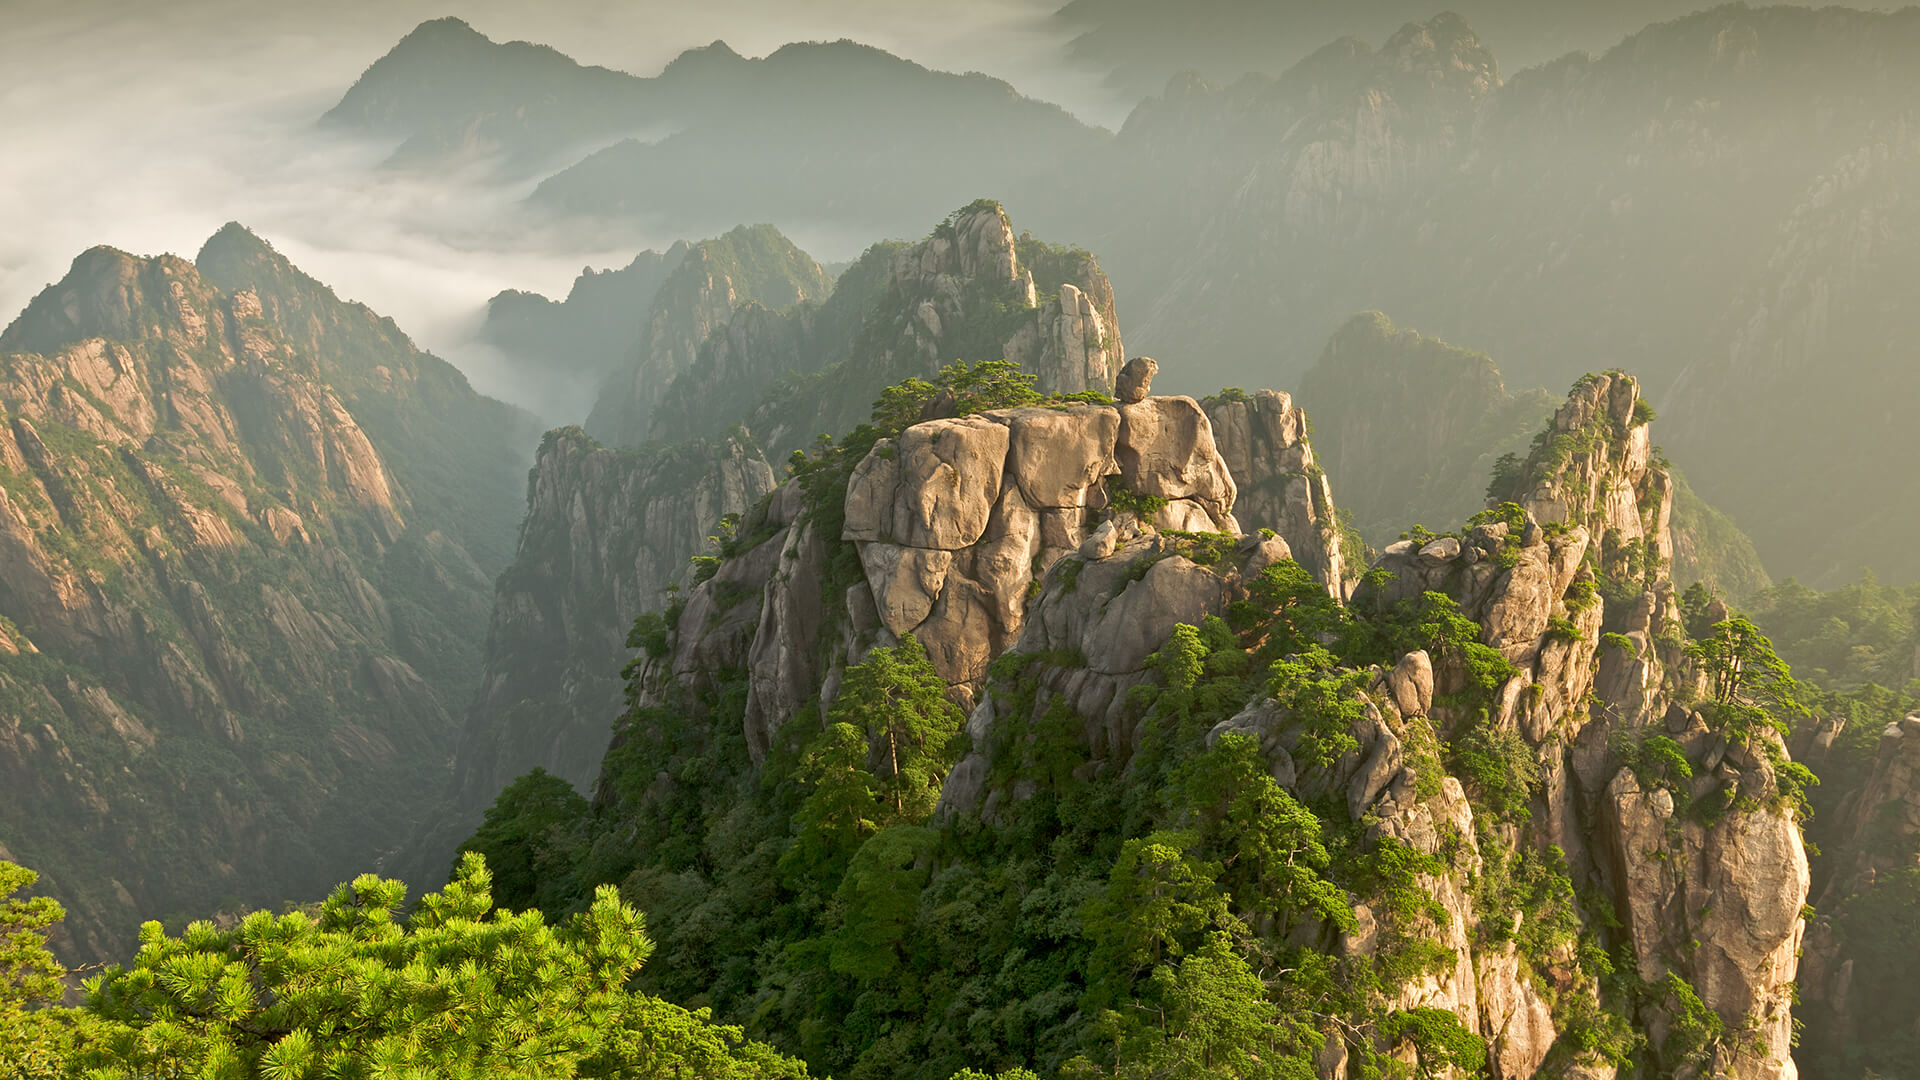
[[0, 0, 1130, 419]]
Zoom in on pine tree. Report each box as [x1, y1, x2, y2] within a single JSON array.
[[825, 633, 964, 819], [56, 853, 806, 1079], [0, 862, 74, 1080]]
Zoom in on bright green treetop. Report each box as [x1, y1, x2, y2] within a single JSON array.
[[30, 853, 807, 1080]]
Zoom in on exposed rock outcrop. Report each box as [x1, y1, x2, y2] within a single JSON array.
[[1204, 388, 1350, 596], [445, 202, 1131, 852], [583, 226, 833, 447], [743, 203, 1126, 458]]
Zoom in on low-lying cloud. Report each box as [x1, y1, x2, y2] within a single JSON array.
[[1, 0, 1126, 422]]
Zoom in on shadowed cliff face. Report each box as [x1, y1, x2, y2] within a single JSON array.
[[0, 227, 535, 962]]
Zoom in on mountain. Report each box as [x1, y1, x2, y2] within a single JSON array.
[[1053, 0, 1749, 101], [1061, 6, 1920, 587], [479, 243, 690, 424], [526, 40, 1106, 243], [438, 202, 1130, 853], [582, 225, 833, 446], [1296, 311, 1555, 548], [459, 355, 1811, 1078], [0, 227, 536, 960], [1295, 310, 1772, 601], [327, 21, 1106, 241], [320, 16, 654, 170]]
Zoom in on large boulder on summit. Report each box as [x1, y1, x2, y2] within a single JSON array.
[[1115, 355, 1157, 403], [1003, 405, 1120, 509]]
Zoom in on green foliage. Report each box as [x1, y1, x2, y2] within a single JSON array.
[[869, 359, 1043, 433], [1161, 531, 1239, 567], [1263, 648, 1367, 769], [828, 826, 936, 980], [1382, 1007, 1486, 1079], [1447, 724, 1539, 823], [1564, 575, 1599, 614], [0, 862, 74, 1080], [457, 768, 590, 913], [1103, 479, 1168, 520], [1687, 617, 1808, 748], [1632, 735, 1696, 794], [828, 634, 966, 818], [1596, 535, 1665, 613], [30, 854, 803, 1079], [1748, 573, 1920, 691], [1545, 616, 1583, 643], [1656, 971, 1724, 1071], [783, 722, 886, 889], [1185, 735, 1352, 934], [1485, 452, 1526, 505]]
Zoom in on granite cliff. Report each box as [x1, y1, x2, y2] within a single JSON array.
[[441, 202, 1128, 841], [505, 359, 1810, 1078]]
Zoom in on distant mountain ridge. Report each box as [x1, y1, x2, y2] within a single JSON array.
[[325, 19, 1106, 242], [321, 16, 652, 170], [1062, 4, 1920, 588]]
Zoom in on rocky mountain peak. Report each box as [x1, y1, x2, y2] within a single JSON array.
[[1381, 12, 1501, 92], [0, 246, 217, 358], [1511, 370, 1673, 577], [864, 200, 1124, 400], [584, 223, 833, 447]]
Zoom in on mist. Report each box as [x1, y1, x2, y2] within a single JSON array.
[[0, 0, 1126, 414]]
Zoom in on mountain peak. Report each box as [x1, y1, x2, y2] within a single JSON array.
[[196, 221, 277, 266], [390, 15, 491, 54], [1382, 11, 1500, 88], [0, 244, 203, 356]]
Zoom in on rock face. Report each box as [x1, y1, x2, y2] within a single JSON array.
[[444, 201, 1129, 840], [1203, 388, 1350, 596], [1380, 372, 1806, 1080], [564, 355, 1813, 1078], [745, 203, 1126, 457], [447, 429, 776, 824], [953, 371, 1803, 1077], [0, 227, 535, 962], [634, 383, 1251, 771], [582, 225, 833, 447], [841, 397, 1235, 702]]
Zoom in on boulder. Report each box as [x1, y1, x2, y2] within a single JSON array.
[[1388, 650, 1434, 718], [1115, 355, 1157, 403]]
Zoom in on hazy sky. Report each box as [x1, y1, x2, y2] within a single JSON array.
[[0, 0, 1123, 407]]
